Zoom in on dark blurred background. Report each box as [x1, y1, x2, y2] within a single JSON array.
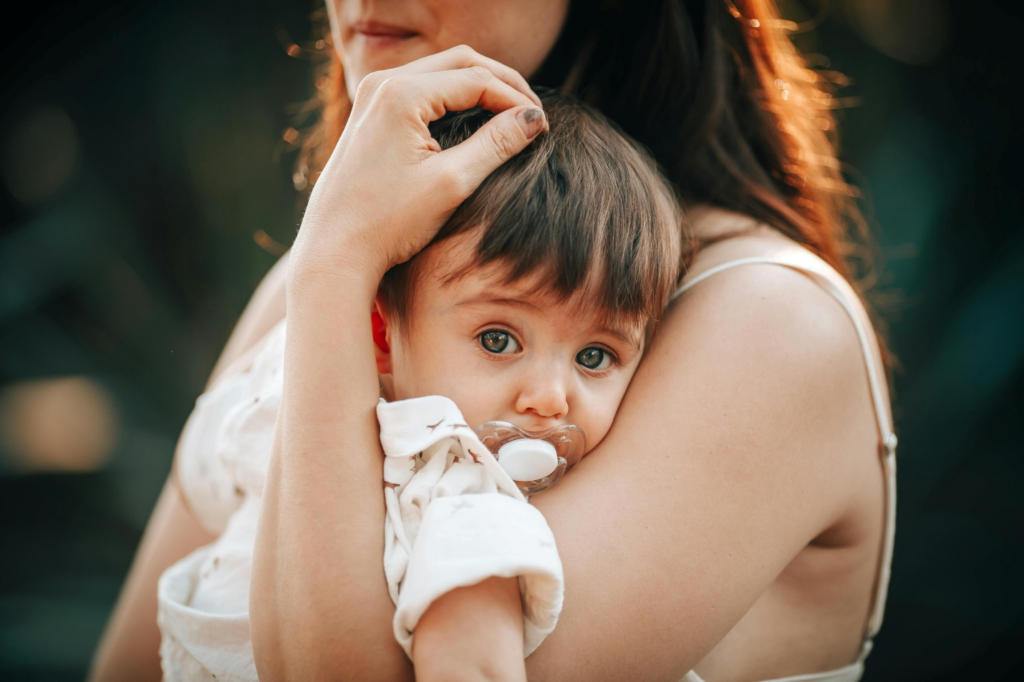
[[1, 0, 1021, 679]]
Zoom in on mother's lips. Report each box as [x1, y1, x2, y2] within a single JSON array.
[[353, 20, 418, 40]]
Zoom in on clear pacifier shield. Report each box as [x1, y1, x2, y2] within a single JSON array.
[[474, 421, 586, 495]]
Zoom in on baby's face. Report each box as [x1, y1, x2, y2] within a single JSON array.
[[378, 237, 645, 455]]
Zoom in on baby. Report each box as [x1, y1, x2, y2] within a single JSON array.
[[371, 95, 684, 656]]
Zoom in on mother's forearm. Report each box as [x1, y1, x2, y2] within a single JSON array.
[[246, 43, 545, 677], [250, 263, 412, 681]]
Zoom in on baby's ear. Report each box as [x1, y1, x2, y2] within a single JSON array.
[[372, 295, 392, 375]]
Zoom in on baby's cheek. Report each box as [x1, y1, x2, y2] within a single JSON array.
[[581, 378, 635, 453], [425, 383, 495, 431], [579, 405, 616, 454]]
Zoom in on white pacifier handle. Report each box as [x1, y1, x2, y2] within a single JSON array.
[[497, 438, 559, 481]]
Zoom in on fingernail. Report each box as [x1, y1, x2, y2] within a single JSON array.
[[516, 108, 546, 139]]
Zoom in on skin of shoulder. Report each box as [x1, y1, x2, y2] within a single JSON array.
[[524, 229, 885, 680]]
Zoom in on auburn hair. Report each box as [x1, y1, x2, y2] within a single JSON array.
[[296, 0, 874, 296]]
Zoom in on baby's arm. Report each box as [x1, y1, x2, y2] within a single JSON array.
[[413, 577, 527, 682]]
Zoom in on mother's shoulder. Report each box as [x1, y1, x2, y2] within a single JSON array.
[[679, 208, 876, 345], [673, 225, 859, 344], [661, 221, 887, 423], [635, 219, 888, 518], [619, 221, 886, 557]]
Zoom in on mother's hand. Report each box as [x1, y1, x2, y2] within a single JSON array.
[[290, 45, 547, 288]]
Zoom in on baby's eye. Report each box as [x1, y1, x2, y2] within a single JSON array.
[[576, 347, 613, 371], [479, 330, 520, 355]]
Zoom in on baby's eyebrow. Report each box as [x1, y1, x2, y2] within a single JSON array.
[[596, 325, 643, 353], [453, 295, 542, 311]]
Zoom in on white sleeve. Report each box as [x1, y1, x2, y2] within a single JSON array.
[[378, 396, 564, 657]]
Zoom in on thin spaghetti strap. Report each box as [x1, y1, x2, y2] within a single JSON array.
[[672, 257, 897, 645]]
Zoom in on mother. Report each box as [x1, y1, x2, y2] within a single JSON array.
[[91, 0, 895, 680]]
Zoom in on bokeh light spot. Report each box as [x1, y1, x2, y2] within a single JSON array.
[[0, 376, 118, 473]]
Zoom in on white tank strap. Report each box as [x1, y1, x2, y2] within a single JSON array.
[[671, 257, 896, 641]]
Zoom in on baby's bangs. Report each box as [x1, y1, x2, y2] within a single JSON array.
[[431, 97, 682, 330]]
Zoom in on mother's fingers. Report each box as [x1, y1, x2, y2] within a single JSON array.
[[364, 45, 541, 109], [379, 67, 540, 124], [430, 105, 547, 199], [399, 45, 541, 107]]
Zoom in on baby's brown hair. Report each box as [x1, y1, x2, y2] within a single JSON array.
[[379, 93, 684, 333]]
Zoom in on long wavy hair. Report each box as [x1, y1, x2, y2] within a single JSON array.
[[294, 0, 873, 291]]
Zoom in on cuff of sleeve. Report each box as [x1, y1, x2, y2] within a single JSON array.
[[393, 493, 563, 658]]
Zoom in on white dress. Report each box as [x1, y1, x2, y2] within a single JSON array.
[[158, 320, 285, 682]]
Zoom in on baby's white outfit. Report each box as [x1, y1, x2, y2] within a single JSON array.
[[158, 320, 563, 681], [378, 396, 562, 657]]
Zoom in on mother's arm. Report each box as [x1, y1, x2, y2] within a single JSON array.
[[525, 257, 875, 679], [248, 47, 546, 681], [400, 249, 875, 682]]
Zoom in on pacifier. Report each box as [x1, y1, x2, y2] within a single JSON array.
[[474, 422, 587, 495]]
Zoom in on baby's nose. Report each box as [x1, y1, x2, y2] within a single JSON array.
[[514, 372, 569, 422]]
